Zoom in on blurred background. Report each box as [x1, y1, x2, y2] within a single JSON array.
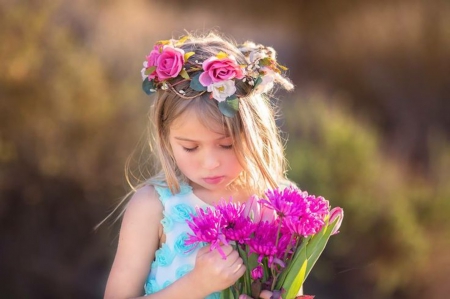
[[1, 0, 449, 298]]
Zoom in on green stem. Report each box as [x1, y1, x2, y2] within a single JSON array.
[[237, 244, 251, 295], [271, 220, 284, 290], [283, 234, 297, 262], [274, 219, 282, 248]]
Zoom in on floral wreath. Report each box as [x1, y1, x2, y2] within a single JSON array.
[[141, 36, 290, 117]]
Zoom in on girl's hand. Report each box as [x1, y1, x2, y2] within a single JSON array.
[[239, 290, 273, 299], [189, 244, 246, 294]]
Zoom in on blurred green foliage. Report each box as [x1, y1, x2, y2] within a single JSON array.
[[284, 97, 450, 298], [1, 0, 449, 299]]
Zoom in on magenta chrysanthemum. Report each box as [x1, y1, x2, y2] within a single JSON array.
[[248, 221, 279, 265], [260, 186, 307, 218], [283, 195, 330, 237], [216, 200, 256, 244], [185, 207, 228, 258], [184, 186, 343, 297]]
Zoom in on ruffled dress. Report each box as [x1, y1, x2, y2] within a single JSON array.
[[144, 183, 220, 299]]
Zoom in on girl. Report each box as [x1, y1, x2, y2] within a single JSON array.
[[104, 32, 294, 299]]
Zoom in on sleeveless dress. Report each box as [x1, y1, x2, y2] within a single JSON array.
[[144, 183, 221, 299]]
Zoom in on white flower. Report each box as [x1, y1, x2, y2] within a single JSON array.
[[249, 50, 266, 64], [207, 80, 236, 102], [254, 69, 275, 94], [141, 61, 148, 80]]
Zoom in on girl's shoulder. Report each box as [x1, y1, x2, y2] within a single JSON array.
[[153, 181, 193, 204], [126, 184, 163, 217]]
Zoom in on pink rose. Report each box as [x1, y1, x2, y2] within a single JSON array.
[[155, 46, 185, 81], [199, 56, 244, 86], [145, 44, 163, 79]]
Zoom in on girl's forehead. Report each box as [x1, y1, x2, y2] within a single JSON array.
[[170, 109, 228, 137]]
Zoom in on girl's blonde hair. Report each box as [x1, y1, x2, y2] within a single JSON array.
[[99, 32, 293, 226], [147, 32, 292, 194]]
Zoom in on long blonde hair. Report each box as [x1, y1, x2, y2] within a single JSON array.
[[99, 32, 293, 226]]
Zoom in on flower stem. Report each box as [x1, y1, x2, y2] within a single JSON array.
[[274, 219, 282, 248], [271, 220, 283, 290], [237, 244, 251, 295], [283, 234, 297, 262]]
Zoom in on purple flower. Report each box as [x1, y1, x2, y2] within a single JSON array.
[[251, 265, 263, 280], [283, 195, 330, 237], [185, 207, 228, 258], [216, 200, 256, 244], [248, 221, 279, 265], [284, 214, 325, 237], [260, 186, 307, 218], [276, 231, 295, 259], [308, 195, 330, 218]]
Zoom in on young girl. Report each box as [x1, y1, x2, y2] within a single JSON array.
[[103, 31, 294, 299]]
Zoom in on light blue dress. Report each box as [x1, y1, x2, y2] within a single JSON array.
[[144, 183, 221, 299]]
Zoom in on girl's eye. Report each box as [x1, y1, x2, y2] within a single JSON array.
[[182, 147, 197, 152], [220, 144, 233, 150]]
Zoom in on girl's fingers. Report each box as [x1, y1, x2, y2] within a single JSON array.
[[229, 255, 244, 272], [197, 244, 211, 255], [219, 244, 234, 257]]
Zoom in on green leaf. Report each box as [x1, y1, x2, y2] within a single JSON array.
[[145, 66, 156, 75], [142, 78, 156, 95], [226, 95, 239, 109], [221, 286, 237, 299], [284, 260, 308, 299], [304, 219, 339, 278], [254, 76, 263, 88], [278, 63, 288, 71], [275, 237, 310, 294], [259, 58, 272, 67], [220, 287, 235, 299], [189, 73, 207, 91], [278, 218, 340, 298], [247, 252, 259, 277], [219, 100, 237, 117], [184, 51, 195, 61], [179, 68, 190, 80], [236, 245, 252, 295]]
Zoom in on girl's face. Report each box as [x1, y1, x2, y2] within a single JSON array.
[[168, 109, 243, 194]]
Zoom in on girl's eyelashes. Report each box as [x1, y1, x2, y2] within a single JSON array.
[[182, 147, 198, 152], [181, 144, 233, 152]]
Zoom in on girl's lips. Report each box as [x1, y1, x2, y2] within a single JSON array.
[[203, 176, 224, 185]]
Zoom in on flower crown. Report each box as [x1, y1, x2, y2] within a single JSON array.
[[141, 36, 291, 117]]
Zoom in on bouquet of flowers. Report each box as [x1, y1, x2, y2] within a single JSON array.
[[185, 186, 344, 299]]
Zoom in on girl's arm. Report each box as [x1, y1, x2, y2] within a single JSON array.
[[104, 185, 162, 299], [104, 185, 246, 299]]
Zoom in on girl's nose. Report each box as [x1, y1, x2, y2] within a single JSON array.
[[202, 153, 220, 170]]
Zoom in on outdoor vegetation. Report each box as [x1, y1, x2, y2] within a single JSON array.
[[1, 0, 449, 298]]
